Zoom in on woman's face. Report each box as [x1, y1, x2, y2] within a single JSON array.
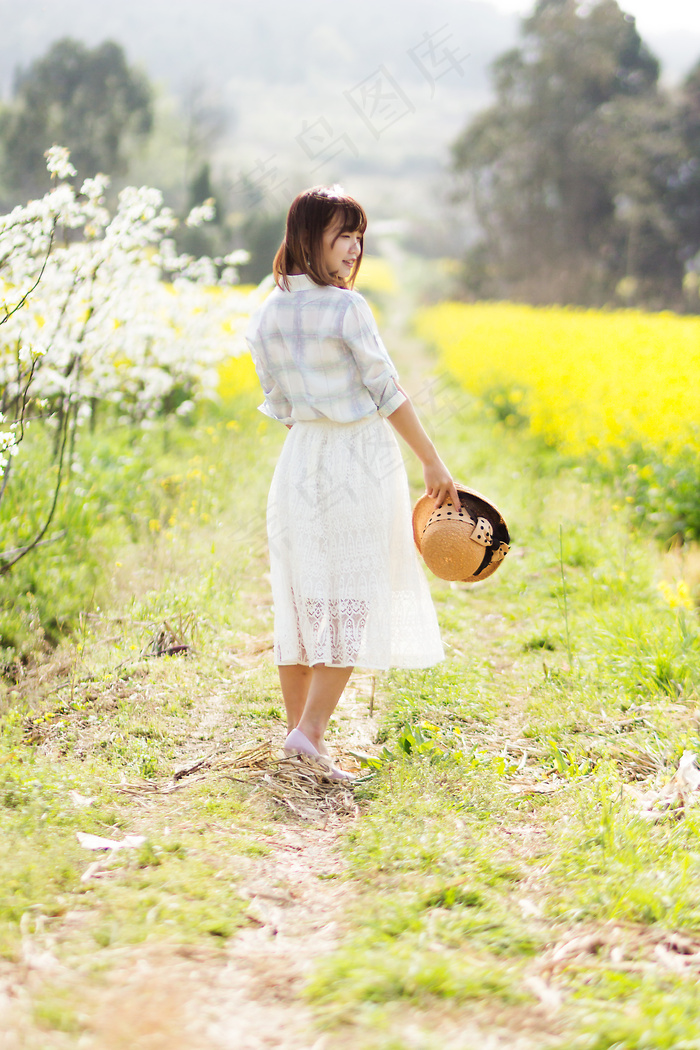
[[321, 215, 363, 280]]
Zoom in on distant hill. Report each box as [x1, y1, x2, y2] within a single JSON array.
[[3, 0, 697, 99], [0, 0, 521, 238], [0, 0, 515, 96]]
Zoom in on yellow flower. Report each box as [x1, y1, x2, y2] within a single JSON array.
[[415, 301, 700, 459], [658, 580, 694, 610], [218, 353, 259, 399]]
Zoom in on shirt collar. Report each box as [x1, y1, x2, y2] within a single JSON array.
[[283, 273, 327, 291]]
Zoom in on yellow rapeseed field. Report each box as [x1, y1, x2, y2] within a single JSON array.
[[218, 351, 259, 400], [415, 302, 700, 456]]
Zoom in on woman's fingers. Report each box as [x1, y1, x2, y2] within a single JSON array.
[[424, 459, 459, 508], [429, 481, 459, 508]]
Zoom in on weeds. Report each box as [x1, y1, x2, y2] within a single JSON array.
[[305, 384, 700, 1047], [3, 336, 700, 1047]]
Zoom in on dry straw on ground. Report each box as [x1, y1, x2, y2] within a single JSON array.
[[118, 741, 360, 820]]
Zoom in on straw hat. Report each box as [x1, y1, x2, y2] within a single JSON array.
[[412, 484, 510, 583]]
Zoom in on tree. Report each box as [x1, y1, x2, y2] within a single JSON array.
[[672, 61, 700, 277], [236, 210, 286, 285], [176, 161, 228, 259], [451, 0, 685, 306], [0, 38, 153, 198]]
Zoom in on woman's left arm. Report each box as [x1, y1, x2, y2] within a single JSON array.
[[387, 388, 460, 508]]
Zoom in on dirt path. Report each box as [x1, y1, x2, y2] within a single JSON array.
[[186, 679, 378, 1050], [87, 821, 349, 1050], [2, 674, 375, 1050], [2, 284, 536, 1050], [198, 818, 346, 1050]]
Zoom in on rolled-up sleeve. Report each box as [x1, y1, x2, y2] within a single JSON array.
[[342, 296, 407, 417], [246, 331, 294, 424]]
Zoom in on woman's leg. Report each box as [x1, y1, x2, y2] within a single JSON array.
[[279, 663, 344, 755], [278, 664, 312, 734], [295, 664, 353, 752]]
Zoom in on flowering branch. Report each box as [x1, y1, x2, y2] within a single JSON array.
[[0, 396, 72, 575], [0, 222, 56, 327], [0, 146, 255, 576]]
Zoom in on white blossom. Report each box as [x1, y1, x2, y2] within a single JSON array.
[[0, 421, 19, 476], [185, 199, 216, 227], [224, 249, 250, 266], [80, 174, 110, 202], [44, 146, 77, 180], [0, 147, 256, 460]]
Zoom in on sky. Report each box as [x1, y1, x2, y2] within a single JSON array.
[[489, 0, 700, 35]]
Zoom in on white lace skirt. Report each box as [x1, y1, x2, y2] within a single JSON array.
[[267, 414, 444, 669]]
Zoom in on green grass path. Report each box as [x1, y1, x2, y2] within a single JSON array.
[[2, 300, 700, 1049]]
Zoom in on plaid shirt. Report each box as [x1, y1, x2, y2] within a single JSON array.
[[245, 274, 406, 424]]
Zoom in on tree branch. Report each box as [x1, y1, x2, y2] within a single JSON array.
[[0, 221, 56, 327], [0, 405, 72, 575], [0, 529, 66, 560]]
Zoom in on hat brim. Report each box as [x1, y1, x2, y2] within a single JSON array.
[[412, 484, 510, 583]]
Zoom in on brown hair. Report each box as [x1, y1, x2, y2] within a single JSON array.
[[273, 185, 367, 290]]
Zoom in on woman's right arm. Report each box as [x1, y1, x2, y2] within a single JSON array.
[[247, 337, 294, 426]]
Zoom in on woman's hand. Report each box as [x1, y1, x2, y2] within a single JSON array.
[[424, 455, 460, 509]]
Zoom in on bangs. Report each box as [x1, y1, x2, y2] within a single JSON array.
[[330, 201, 367, 236]]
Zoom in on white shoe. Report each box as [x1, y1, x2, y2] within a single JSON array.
[[284, 729, 355, 782], [284, 728, 320, 757]]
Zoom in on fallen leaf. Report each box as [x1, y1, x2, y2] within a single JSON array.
[[674, 751, 700, 792], [69, 790, 96, 808], [524, 975, 562, 1012], [76, 832, 146, 851]]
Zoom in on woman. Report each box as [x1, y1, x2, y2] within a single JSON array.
[[246, 185, 458, 779]]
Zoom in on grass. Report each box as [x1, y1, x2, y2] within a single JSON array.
[[558, 973, 700, 1049], [3, 318, 700, 1046], [0, 390, 290, 1044], [301, 374, 700, 1047]]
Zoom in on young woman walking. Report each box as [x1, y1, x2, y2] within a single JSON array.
[[246, 185, 459, 779]]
